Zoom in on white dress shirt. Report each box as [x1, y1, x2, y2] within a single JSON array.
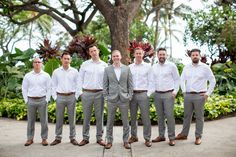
[[52, 66, 79, 100], [22, 70, 51, 103], [78, 59, 107, 92], [181, 62, 216, 96], [150, 61, 180, 94], [113, 65, 121, 81], [129, 62, 152, 91]]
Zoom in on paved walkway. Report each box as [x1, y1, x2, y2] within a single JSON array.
[[0, 117, 236, 157]]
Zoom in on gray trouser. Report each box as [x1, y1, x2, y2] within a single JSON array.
[[55, 94, 76, 140], [27, 97, 48, 140], [154, 92, 175, 140], [181, 94, 205, 138], [81, 91, 104, 141], [130, 92, 151, 141], [106, 100, 129, 143]]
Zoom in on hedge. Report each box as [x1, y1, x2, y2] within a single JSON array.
[[0, 94, 235, 124]]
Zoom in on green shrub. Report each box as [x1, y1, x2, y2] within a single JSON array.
[[0, 94, 236, 124]]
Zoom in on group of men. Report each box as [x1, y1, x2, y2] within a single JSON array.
[[22, 45, 216, 149]]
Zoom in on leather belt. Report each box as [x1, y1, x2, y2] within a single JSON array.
[[133, 90, 147, 93], [28, 96, 46, 99], [155, 89, 174, 93], [57, 92, 75, 96], [83, 89, 103, 93], [186, 91, 206, 94]]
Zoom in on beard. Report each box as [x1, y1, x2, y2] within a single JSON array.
[[159, 58, 166, 64], [192, 58, 199, 64]]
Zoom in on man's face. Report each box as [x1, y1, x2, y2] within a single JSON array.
[[33, 58, 42, 71], [88, 46, 99, 59], [61, 54, 71, 67], [157, 50, 167, 64], [191, 51, 201, 64], [134, 49, 144, 63], [112, 51, 122, 64]]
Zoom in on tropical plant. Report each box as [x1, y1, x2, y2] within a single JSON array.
[[128, 40, 154, 63], [212, 61, 236, 95], [0, 48, 35, 99], [36, 39, 61, 62], [184, 2, 236, 64], [65, 35, 97, 60]]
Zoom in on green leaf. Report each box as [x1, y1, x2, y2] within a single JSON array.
[[44, 59, 60, 76]]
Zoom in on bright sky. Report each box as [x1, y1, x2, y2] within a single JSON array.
[[10, 0, 214, 65]]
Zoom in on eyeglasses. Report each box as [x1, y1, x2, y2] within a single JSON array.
[[33, 61, 42, 63]]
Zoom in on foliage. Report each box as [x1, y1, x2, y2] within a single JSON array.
[[0, 48, 35, 99], [184, 3, 236, 64], [128, 40, 154, 63], [211, 61, 236, 95], [65, 35, 110, 64], [65, 35, 97, 60], [36, 39, 61, 62], [1, 94, 236, 124], [44, 58, 60, 76], [205, 94, 236, 119]]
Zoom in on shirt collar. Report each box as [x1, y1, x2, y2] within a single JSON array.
[[90, 59, 102, 64], [59, 66, 72, 71], [134, 61, 145, 66], [32, 70, 43, 74], [191, 61, 204, 67]]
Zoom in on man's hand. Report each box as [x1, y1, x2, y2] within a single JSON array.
[[200, 93, 208, 101], [172, 92, 177, 98]]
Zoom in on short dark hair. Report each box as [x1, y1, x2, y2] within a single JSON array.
[[190, 48, 201, 55], [61, 52, 71, 58], [157, 47, 167, 53], [86, 44, 98, 52]]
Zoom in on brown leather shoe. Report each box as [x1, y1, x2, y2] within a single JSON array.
[[105, 143, 112, 149], [145, 140, 152, 147], [152, 136, 166, 143], [169, 140, 175, 146], [78, 139, 89, 146], [175, 133, 187, 140], [24, 139, 33, 146], [41, 139, 48, 146], [128, 136, 138, 144], [97, 139, 106, 146], [50, 139, 61, 146], [195, 137, 201, 145], [123, 142, 131, 149], [70, 139, 79, 145]]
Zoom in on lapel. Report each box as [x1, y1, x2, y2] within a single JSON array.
[[110, 65, 119, 83], [119, 64, 125, 82], [110, 64, 124, 83]]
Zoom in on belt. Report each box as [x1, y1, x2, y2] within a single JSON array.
[[133, 90, 147, 93], [28, 96, 46, 99], [186, 91, 206, 94], [57, 92, 75, 96], [155, 89, 174, 93], [83, 89, 103, 93]]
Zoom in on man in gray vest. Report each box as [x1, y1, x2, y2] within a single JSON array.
[[78, 45, 107, 146], [103, 50, 133, 149], [50, 52, 80, 146], [22, 58, 51, 146], [128, 47, 152, 147], [151, 48, 180, 146], [176, 48, 216, 145]]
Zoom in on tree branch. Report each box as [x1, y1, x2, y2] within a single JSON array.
[[68, 0, 80, 22], [9, 12, 43, 25], [127, 0, 143, 23], [84, 7, 98, 29], [91, 0, 113, 21]]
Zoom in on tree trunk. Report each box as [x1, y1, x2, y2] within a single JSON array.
[[108, 6, 130, 64]]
